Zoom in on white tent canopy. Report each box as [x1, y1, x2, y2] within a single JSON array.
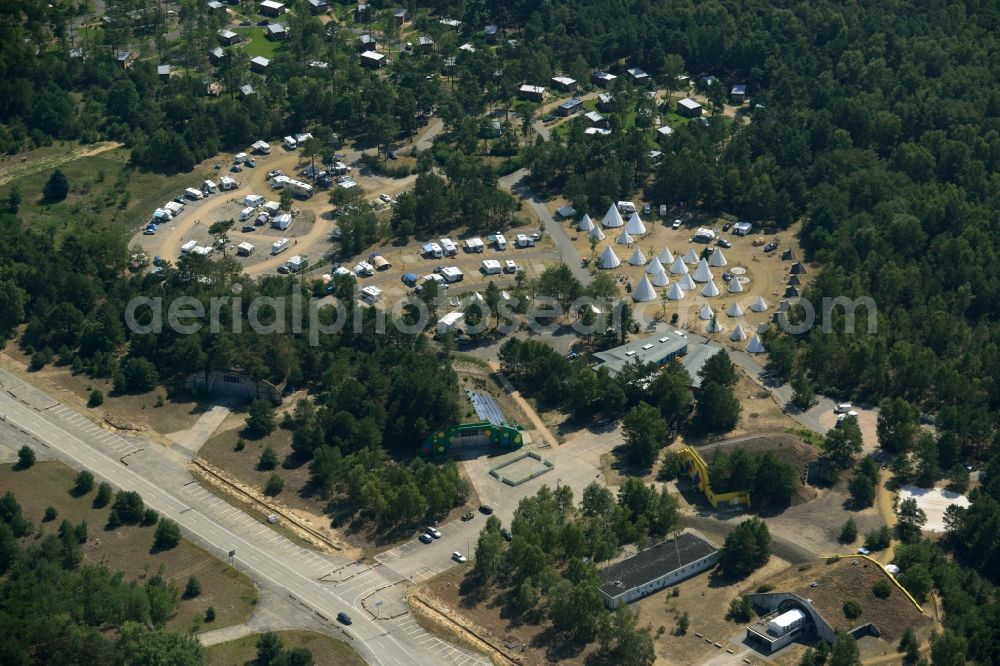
[[706, 317, 724, 333], [602, 203, 624, 228], [726, 302, 744, 317], [666, 282, 685, 300], [709, 247, 728, 267], [701, 279, 720, 297], [625, 212, 647, 235], [646, 256, 665, 275], [651, 269, 669, 287], [677, 273, 696, 290], [632, 275, 657, 302], [730, 323, 748, 341], [728, 276, 744, 293], [627, 247, 647, 266], [699, 304, 714, 320], [669, 256, 689, 275], [750, 295, 769, 312], [578, 213, 594, 232], [589, 225, 606, 241], [616, 229, 634, 245], [658, 245, 674, 265], [683, 248, 699, 264], [598, 245, 621, 269], [747, 334, 766, 353], [692, 258, 713, 283]]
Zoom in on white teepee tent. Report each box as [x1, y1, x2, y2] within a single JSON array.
[[598, 245, 621, 269], [589, 225, 606, 241], [728, 276, 744, 293], [646, 256, 664, 275], [627, 247, 647, 266], [666, 282, 685, 300], [709, 247, 728, 267], [726, 302, 744, 317], [658, 245, 674, 265], [699, 304, 714, 320], [625, 212, 647, 236], [632, 275, 657, 302], [683, 248, 699, 264], [616, 229, 633, 245], [706, 317, 724, 333], [602, 203, 624, 228], [692, 258, 713, 283], [747, 334, 766, 353], [677, 273, 696, 290], [701, 279, 720, 297], [669, 256, 689, 275], [651, 269, 669, 287], [750, 295, 769, 312], [730, 323, 748, 341], [578, 214, 594, 232]]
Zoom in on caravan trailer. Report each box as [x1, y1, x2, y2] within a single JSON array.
[[236, 242, 255, 256], [219, 176, 238, 191], [271, 238, 290, 255], [180, 240, 198, 254], [184, 187, 204, 200], [202, 180, 217, 194], [283, 136, 298, 150]]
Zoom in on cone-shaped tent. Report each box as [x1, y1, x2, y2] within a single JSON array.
[[578, 214, 594, 232], [730, 323, 748, 341], [781, 249, 794, 261], [692, 258, 713, 283], [669, 256, 689, 275], [469, 291, 484, 304], [658, 245, 674, 265], [646, 256, 664, 275], [784, 286, 800, 298], [677, 273, 696, 290], [747, 334, 766, 353], [728, 277, 744, 293], [616, 229, 633, 245], [788, 274, 801, 286], [750, 295, 768, 312], [666, 282, 685, 300], [632, 275, 657, 302], [598, 245, 620, 269], [726, 302, 744, 317], [709, 247, 728, 267], [651, 269, 669, 287], [790, 261, 806, 275], [683, 248, 699, 264], [701, 279, 720, 297], [699, 304, 714, 320], [628, 247, 647, 266], [706, 316, 724, 333], [602, 203, 624, 228], [625, 213, 646, 236], [589, 225, 606, 241]]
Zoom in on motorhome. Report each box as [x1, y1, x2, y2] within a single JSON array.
[[360, 285, 383, 304], [515, 234, 535, 248], [422, 242, 443, 258], [283, 135, 297, 150], [617, 200, 637, 214], [481, 259, 501, 275], [219, 176, 238, 191], [180, 240, 198, 254], [353, 261, 374, 277], [239, 207, 256, 221], [163, 201, 184, 216], [202, 180, 217, 194], [243, 194, 264, 207], [494, 234, 507, 250], [440, 266, 464, 283], [271, 213, 292, 230], [234, 152, 249, 164], [464, 237, 484, 253], [184, 187, 204, 200], [439, 238, 458, 256], [271, 238, 290, 255], [283, 255, 307, 273], [236, 242, 255, 256]]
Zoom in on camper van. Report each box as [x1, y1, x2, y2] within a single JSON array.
[[494, 234, 507, 250], [202, 180, 217, 194], [353, 261, 374, 277], [271, 238, 290, 255], [515, 234, 535, 248], [271, 213, 292, 230], [481, 259, 501, 275], [180, 240, 198, 254], [360, 285, 383, 304], [219, 176, 238, 191], [234, 152, 249, 164], [184, 187, 204, 200], [243, 194, 264, 208], [283, 136, 298, 150], [439, 238, 458, 256], [617, 200, 637, 214], [236, 242, 255, 256], [282, 255, 307, 273], [464, 237, 484, 253], [440, 266, 464, 283], [239, 207, 256, 222]]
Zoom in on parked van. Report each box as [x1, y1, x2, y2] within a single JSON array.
[[271, 238, 290, 255], [283, 136, 298, 150], [239, 206, 256, 222]]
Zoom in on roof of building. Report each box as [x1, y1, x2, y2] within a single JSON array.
[[598, 533, 718, 596], [250, 56, 270, 66], [732, 84, 747, 94], [520, 84, 546, 94], [267, 23, 286, 32], [682, 343, 725, 388], [559, 98, 583, 109], [592, 331, 689, 376], [552, 75, 577, 85], [678, 97, 703, 110], [260, 0, 284, 7], [360, 50, 385, 61], [157, 64, 170, 75]]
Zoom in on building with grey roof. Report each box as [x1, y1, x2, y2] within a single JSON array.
[[598, 532, 719, 608]]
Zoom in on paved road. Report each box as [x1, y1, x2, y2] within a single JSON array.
[[0, 368, 487, 666]]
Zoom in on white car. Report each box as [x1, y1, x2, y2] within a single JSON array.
[[834, 402, 853, 414], [451, 551, 467, 564], [425, 526, 441, 539], [836, 411, 859, 426], [671, 219, 682, 230]]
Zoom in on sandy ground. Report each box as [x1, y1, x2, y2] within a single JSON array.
[[897, 485, 969, 532]]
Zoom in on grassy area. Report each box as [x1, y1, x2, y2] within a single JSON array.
[[236, 27, 284, 59], [0, 460, 258, 635], [788, 427, 826, 448], [205, 630, 365, 666], [3, 144, 219, 242]]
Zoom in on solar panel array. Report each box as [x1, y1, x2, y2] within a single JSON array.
[[466, 389, 506, 426]]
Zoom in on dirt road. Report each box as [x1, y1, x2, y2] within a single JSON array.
[[0, 141, 122, 186]]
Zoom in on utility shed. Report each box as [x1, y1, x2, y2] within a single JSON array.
[[598, 532, 719, 608]]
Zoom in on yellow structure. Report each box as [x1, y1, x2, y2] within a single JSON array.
[[821, 553, 924, 614], [677, 446, 751, 508]]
